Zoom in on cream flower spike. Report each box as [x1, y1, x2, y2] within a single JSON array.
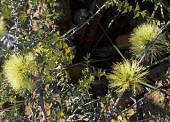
[[130, 22, 166, 62], [107, 60, 148, 96], [3, 53, 37, 92]]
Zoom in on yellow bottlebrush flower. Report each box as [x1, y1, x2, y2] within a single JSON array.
[[107, 60, 148, 96], [3, 53, 37, 92], [0, 18, 6, 38], [129, 23, 166, 62]]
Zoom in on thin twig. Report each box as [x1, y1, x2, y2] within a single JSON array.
[[137, 20, 170, 64], [104, 92, 124, 122], [91, 10, 121, 52], [38, 80, 47, 122], [36, 63, 47, 122], [64, 2, 107, 40], [136, 117, 161, 122], [121, 85, 162, 114], [145, 55, 170, 70], [98, 23, 126, 60], [83, 99, 99, 107], [20, 116, 34, 122], [162, 3, 170, 13]]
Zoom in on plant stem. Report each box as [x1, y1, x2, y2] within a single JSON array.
[[105, 92, 124, 122], [91, 10, 121, 52], [20, 116, 34, 122], [136, 117, 161, 122], [145, 55, 170, 70], [35, 62, 47, 122], [121, 85, 161, 114], [65, 2, 106, 40], [37, 79, 47, 122], [98, 23, 126, 60]]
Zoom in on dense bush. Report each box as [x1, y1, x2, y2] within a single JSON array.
[[0, 0, 170, 121]]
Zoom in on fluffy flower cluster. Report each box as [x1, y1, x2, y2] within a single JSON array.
[[107, 60, 148, 95], [130, 23, 166, 62], [3, 53, 37, 92]]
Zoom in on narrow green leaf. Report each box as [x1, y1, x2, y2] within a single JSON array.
[[122, 8, 128, 14], [134, 12, 140, 18], [135, 2, 140, 11], [128, 6, 133, 12], [141, 10, 147, 18]]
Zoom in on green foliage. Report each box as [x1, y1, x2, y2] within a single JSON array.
[[106, 0, 155, 22], [0, 18, 6, 38], [0, 72, 16, 106], [0, 0, 170, 121], [0, 1, 12, 19]]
